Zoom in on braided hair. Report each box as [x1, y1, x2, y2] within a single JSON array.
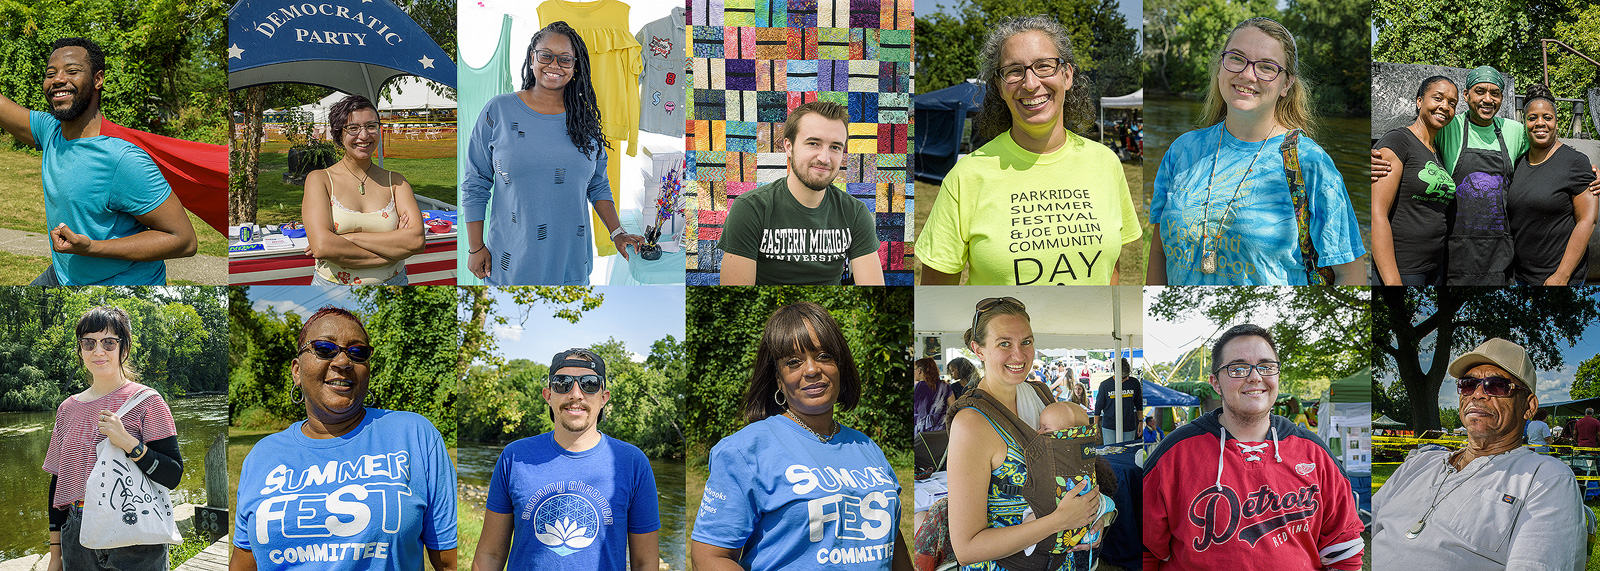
[[1523, 83, 1557, 111], [522, 21, 610, 159]]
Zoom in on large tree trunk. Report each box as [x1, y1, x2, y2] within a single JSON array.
[[229, 86, 265, 225]]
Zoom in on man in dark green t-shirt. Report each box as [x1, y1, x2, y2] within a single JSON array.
[[718, 101, 883, 285]]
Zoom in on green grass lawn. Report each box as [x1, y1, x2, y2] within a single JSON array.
[[246, 151, 457, 225]]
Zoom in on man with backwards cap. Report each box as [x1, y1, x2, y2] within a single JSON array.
[[470, 348, 663, 571], [1370, 338, 1585, 570]]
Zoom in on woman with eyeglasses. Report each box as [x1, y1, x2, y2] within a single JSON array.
[[302, 94, 426, 285], [231, 307, 457, 571], [692, 302, 911, 570], [946, 297, 1106, 571], [44, 306, 181, 571], [916, 15, 1141, 286], [1147, 17, 1365, 286], [462, 21, 644, 285]]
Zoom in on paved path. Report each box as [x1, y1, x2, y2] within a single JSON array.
[[0, 227, 226, 285]]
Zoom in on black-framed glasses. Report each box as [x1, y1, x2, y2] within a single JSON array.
[[1456, 375, 1524, 397], [1219, 50, 1285, 82], [534, 50, 576, 69], [972, 297, 1026, 337], [78, 337, 121, 352], [1214, 362, 1281, 378], [299, 340, 374, 363], [997, 57, 1068, 85], [341, 122, 381, 136], [550, 374, 604, 394]]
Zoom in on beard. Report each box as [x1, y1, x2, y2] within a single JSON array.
[[789, 156, 837, 191], [49, 89, 93, 122]]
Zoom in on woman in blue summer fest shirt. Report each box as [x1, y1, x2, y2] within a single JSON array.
[[232, 308, 456, 570], [691, 302, 911, 571], [1147, 17, 1365, 285]]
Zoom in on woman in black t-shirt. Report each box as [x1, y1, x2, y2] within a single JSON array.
[[1371, 76, 1458, 285], [1508, 84, 1598, 285]]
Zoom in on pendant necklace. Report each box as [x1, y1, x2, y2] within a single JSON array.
[[1408, 450, 1493, 539], [345, 161, 371, 195], [1199, 124, 1274, 274], [787, 409, 839, 443]]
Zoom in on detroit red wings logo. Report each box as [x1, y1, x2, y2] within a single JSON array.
[[1188, 484, 1322, 551], [1295, 463, 1314, 475]]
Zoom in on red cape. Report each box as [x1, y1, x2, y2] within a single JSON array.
[[97, 119, 227, 235]]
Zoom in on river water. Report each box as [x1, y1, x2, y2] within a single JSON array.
[[0, 394, 227, 560], [1145, 96, 1374, 250], [457, 440, 688, 570]]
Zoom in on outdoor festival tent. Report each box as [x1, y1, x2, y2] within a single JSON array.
[[912, 80, 984, 183]]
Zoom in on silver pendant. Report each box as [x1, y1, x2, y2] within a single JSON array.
[[1406, 519, 1425, 539], [1201, 250, 1217, 274]]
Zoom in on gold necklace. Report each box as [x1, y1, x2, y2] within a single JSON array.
[[344, 160, 371, 195], [786, 409, 839, 443], [1199, 124, 1276, 274]]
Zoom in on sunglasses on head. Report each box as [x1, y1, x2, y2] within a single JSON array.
[[549, 374, 604, 394], [971, 297, 1025, 337], [300, 340, 374, 363], [78, 337, 121, 352], [1456, 375, 1524, 397]]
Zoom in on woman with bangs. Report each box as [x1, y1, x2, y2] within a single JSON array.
[[691, 302, 910, 570], [1147, 17, 1365, 285]]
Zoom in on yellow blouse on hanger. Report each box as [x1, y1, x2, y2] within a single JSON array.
[[538, 0, 643, 155]]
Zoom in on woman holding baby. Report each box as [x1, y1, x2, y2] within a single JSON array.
[[945, 296, 1110, 570]]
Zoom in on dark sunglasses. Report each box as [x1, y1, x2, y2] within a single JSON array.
[[300, 340, 374, 363], [1456, 375, 1524, 397], [550, 374, 604, 394], [971, 297, 1025, 337], [78, 337, 121, 352]]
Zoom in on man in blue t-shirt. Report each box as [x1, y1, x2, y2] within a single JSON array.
[[472, 348, 661, 571], [0, 37, 196, 285]]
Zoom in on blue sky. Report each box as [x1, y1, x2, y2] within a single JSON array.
[[913, 0, 1142, 50], [245, 286, 686, 365]]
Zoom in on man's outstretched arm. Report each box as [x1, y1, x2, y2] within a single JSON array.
[[0, 92, 33, 147]]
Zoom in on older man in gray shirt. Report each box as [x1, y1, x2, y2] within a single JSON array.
[[1371, 338, 1586, 570]]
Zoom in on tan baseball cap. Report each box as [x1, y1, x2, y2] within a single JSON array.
[[1448, 338, 1535, 390]]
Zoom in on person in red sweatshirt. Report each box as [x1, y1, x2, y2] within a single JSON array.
[[1142, 324, 1364, 570]]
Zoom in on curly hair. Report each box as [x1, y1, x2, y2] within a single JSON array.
[[522, 22, 610, 159], [328, 94, 377, 149], [50, 38, 106, 81], [1197, 17, 1316, 136], [971, 16, 1095, 144]]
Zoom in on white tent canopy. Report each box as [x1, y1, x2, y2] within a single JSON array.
[[287, 77, 456, 124], [1100, 89, 1144, 109]]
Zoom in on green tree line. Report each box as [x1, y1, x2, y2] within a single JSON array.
[[686, 287, 913, 463], [228, 286, 459, 446], [0, 286, 226, 412]]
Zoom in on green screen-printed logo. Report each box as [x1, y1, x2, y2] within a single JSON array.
[[1413, 161, 1454, 202]]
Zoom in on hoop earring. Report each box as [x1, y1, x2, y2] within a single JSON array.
[[290, 385, 304, 404], [365, 386, 379, 409], [774, 386, 787, 407]]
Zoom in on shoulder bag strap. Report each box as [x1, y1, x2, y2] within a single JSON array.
[[1281, 129, 1335, 285], [114, 388, 157, 417]]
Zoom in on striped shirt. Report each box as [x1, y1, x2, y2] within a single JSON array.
[[42, 381, 176, 508]]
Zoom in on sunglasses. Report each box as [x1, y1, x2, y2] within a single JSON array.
[[550, 374, 604, 394], [78, 337, 121, 352], [971, 297, 1025, 337], [300, 340, 374, 363], [1456, 375, 1525, 397]]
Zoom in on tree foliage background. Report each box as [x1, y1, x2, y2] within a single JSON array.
[[228, 286, 459, 446], [915, 0, 1142, 104], [685, 287, 913, 463], [1145, 0, 1370, 115], [0, 0, 229, 145], [0, 286, 226, 412], [456, 287, 685, 459], [1372, 287, 1600, 430]]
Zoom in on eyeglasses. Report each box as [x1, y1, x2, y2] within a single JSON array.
[[997, 57, 1068, 85], [549, 374, 604, 394], [299, 340, 374, 363], [534, 50, 576, 69], [1219, 50, 1285, 82], [1456, 375, 1525, 397], [341, 122, 381, 136], [972, 297, 1025, 337], [78, 337, 121, 352], [1214, 362, 1281, 378]]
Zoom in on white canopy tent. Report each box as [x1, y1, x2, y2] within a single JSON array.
[[287, 77, 456, 124], [1099, 88, 1144, 143]]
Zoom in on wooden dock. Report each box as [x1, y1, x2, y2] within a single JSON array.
[[174, 537, 230, 571]]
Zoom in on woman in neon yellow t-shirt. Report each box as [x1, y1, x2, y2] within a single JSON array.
[[915, 15, 1141, 285]]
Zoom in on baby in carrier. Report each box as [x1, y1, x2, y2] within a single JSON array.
[[1021, 402, 1118, 555]]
